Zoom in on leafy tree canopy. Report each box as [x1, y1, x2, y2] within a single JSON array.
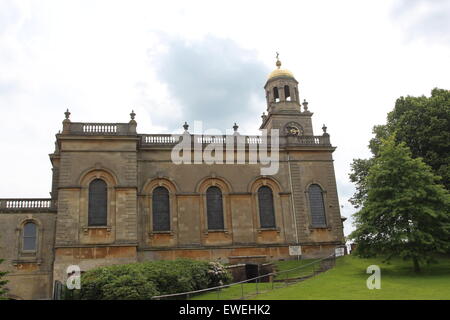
[[350, 136, 450, 272], [350, 88, 450, 206]]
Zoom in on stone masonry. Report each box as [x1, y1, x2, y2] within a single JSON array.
[[0, 59, 345, 299]]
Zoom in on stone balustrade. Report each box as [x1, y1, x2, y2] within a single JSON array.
[[59, 121, 331, 147], [62, 122, 136, 135], [0, 198, 56, 212], [142, 134, 180, 144], [139, 134, 331, 147]]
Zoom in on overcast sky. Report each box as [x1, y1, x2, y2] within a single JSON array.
[[1, 0, 449, 236]]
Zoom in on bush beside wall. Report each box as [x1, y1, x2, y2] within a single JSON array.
[[66, 259, 231, 300]]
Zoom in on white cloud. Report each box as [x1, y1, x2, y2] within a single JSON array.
[[392, 0, 450, 43], [149, 34, 268, 131]]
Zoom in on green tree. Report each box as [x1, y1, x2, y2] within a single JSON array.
[[350, 136, 450, 272], [385, 88, 449, 189], [0, 258, 8, 299], [349, 158, 374, 208], [350, 89, 450, 207]]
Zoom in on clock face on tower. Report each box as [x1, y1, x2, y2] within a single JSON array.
[[284, 122, 303, 136]]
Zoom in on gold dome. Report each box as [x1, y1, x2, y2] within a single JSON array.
[[267, 54, 295, 80], [268, 68, 295, 80]]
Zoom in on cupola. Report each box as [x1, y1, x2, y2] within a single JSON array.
[[264, 53, 299, 107]]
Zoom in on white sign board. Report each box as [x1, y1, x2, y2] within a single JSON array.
[[335, 247, 345, 257], [289, 245, 302, 256]]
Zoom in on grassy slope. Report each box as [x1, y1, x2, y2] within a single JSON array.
[[272, 258, 317, 279], [191, 259, 317, 300], [254, 255, 450, 300]]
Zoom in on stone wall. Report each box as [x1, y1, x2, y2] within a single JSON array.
[[1, 123, 344, 300], [0, 211, 56, 299]]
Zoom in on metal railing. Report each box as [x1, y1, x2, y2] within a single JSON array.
[[151, 252, 337, 300]]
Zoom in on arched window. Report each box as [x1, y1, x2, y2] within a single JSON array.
[[308, 184, 327, 227], [284, 85, 291, 101], [258, 186, 276, 228], [152, 186, 170, 231], [206, 186, 224, 230], [273, 87, 280, 102], [88, 179, 108, 226], [23, 222, 37, 251]]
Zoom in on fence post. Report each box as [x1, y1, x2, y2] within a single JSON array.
[[287, 269, 290, 284], [256, 277, 259, 294], [271, 274, 274, 290], [284, 270, 288, 287], [241, 282, 244, 299]]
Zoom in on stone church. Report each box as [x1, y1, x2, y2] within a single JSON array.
[[0, 58, 345, 299]]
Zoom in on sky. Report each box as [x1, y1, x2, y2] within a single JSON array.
[[0, 0, 449, 236]]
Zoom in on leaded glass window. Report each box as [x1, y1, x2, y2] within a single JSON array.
[[258, 186, 276, 228], [206, 187, 224, 230], [308, 184, 327, 227], [152, 186, 170, 231], [23, 222, 37, 251], [88, 179, 107, 226]]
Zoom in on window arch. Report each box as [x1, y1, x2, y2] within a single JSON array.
[[22, 222, 37, 251], [284, 85, 291, 101], [308, 184, 327, 227], [206, 186, 224, 230], [273, 87, 280, 102], [88, 179, 108, 226], [152, 186, 170, 231], [258, 186, 276, 228]]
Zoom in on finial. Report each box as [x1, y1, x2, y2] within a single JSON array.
[[261, 112, 267, 122], [275, 52, 281, 69], [183, 121, 189, 131], [302, 99, 309, 111], [233, 123, 239, 132], [64, 108, 71, 120], [322, 124, 328, 135], [130, 110, 136, 120]]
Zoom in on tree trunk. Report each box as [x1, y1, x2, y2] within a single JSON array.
[[413, 257, 421, 273]]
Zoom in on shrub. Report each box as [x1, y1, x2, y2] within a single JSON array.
[[78, 266, 159, 300], [207, 262, 232, 287], [0, 258, 8, 300], [102, 273, 159, 300], [73, 259, 231, 300]]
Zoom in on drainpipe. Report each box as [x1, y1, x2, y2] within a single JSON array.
[[287, 153, 299, 245]]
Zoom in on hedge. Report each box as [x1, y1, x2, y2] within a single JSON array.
[[66, 259, 231, 300]]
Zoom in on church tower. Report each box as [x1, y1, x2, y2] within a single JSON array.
[[260, 55, 314, 136]]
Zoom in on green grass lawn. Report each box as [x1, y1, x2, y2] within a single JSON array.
[[254, 255, 450, 300], [272, 258, 317, 280], [190, 282, 273, 300], [191, 258, 320, 300], [192, 255, 450, 300]]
